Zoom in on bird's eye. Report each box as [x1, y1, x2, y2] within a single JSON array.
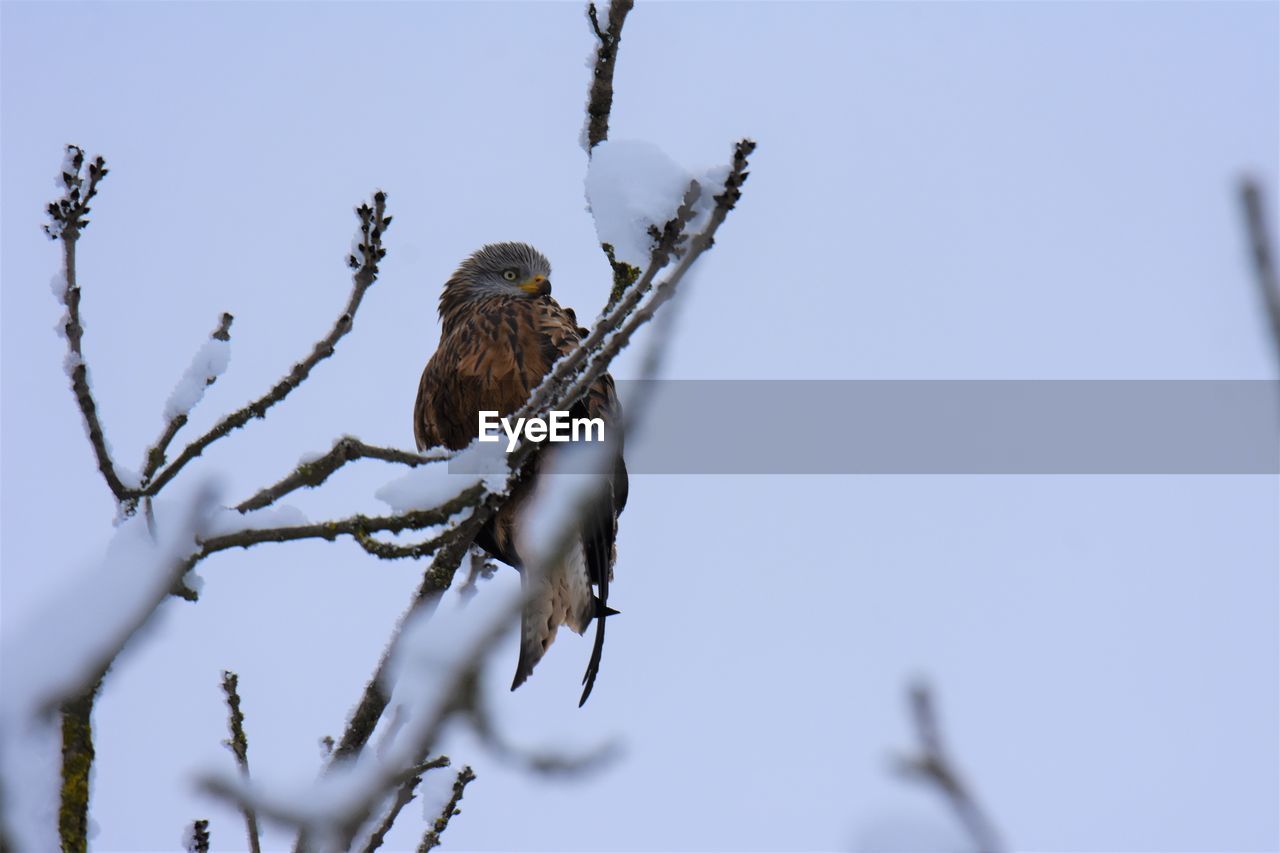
[[502, 269, 519, 282]]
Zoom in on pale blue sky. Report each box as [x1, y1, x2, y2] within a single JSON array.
[[2, 2, 1277, 851]]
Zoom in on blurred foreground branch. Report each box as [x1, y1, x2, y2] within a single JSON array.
[[897, 683, 1006, 853], [1240, 178, 1280, 371]]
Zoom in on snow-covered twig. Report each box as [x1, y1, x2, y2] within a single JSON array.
[[896, 683, 1007, 853], [143, 192, 393, 498], [236, 437, 453, 513], [359, 756, 450, 853], [139, 313, 235, 493], [556, 140, 755, 426], [195, 483, 485, 562], [583, 0, 634, 152], [1240, 178, 1280, 371], [220, 671, 262, 853], [511, 177, 700, 428], [417, 765, 475, 852]]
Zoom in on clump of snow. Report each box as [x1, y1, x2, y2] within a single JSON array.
[[63, 351, 82, 377], [50, 273, 67, 304], [584, 140, 729, 269], [163, 338, 231, 421], [585, 140, 693, 268], [205, 504, 309, 537], [115, 464, 142, 492], [58, 147, 79, 185], [415, 761, 459, 821], [378, 439, 509, 512]]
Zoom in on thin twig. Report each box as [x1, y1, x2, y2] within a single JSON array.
[[417, 766, 476, 852], [236, 437, 451, 513], [201, 483, 484, 559], [1240, 178, 1280, 371], [220, 671, 261, 853], [144, 192, 392, 498], [897, 683, 1006, 853], [361, 756, 451, 853], [584, 1, 635, 151], [44, 146, 132, 502], [185, 819, 211, 853]]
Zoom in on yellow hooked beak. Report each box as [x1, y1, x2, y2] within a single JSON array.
[[518, 274, 551, 296]]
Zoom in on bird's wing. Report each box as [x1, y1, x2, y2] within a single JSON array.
[[532, 300, 629, 704]]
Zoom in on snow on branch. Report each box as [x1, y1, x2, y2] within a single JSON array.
[[237, 436, 453, 513], [416, 765, 475, 852], [357, 755, 452, 853], [2, 485, 218, 717], [194, 482, 485, 563], [140, 191, 393, 499]]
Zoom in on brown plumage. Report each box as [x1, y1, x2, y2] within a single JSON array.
[[414, 242, 627, 704]]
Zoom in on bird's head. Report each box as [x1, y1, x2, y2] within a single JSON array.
[[444, 242, 552, 303]]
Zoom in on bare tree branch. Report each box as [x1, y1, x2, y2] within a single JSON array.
[[220, 672, 262, 853], [236, 437, 452, 513], [44, 146, 132, 502], [897, 683, 1006, 853], [143, 192, 392, 498], [1240, 178, 1280, 370], [198, 483, 484, 560], [584, 0, 634, 152], [417, 766, 476, 852]]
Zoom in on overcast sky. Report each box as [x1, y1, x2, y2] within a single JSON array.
[[2, 2, 1277, 851]]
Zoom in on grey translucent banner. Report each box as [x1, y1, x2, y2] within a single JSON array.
[[448, 381, 1280, 474], [620, 380, 1280, 474]]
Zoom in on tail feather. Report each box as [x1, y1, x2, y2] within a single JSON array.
[[510, 543, 591, 692], [578, 509, 613, 706]]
